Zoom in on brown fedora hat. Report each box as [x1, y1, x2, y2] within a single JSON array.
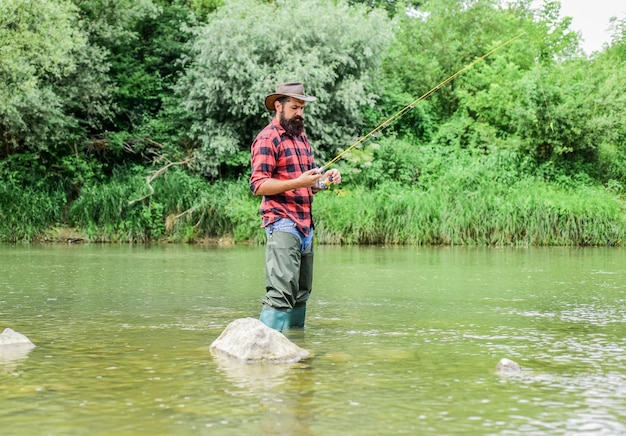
[[264, 82, 316, 111]]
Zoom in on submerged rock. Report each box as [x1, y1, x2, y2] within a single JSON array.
[[496, 357, 522, 375], [210, 318, 310, 363]]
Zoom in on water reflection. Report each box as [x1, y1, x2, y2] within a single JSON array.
[[212, 354, 297, 392], [0, 344, 35, 373], [210, 351, 316, 435]]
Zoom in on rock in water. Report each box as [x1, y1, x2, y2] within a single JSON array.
[[0, 328, 35, 347], [496, 357, 521, 374], [210, 318, 309, 363], [0, 328, 36, 365]]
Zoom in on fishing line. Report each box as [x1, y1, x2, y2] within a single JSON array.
[[319, 32, 526, 172]]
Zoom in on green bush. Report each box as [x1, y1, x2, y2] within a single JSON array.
[[0, 183, 67, 242], [177, 0, 393, 177]]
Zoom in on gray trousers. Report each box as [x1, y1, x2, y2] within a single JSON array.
[[262, 229, 314, 309]]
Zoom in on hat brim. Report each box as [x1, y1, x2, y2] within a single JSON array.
[[265, 93, 316, 111]]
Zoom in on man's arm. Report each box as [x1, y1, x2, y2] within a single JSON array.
[[254, 169, 322, 196]]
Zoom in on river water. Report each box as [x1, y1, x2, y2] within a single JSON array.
[[1, 243, 624, 435]]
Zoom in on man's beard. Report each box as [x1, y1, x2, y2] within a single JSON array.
[[280, 111, 305, 137]]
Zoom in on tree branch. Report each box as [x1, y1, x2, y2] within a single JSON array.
[[128, 157, 191, 206]]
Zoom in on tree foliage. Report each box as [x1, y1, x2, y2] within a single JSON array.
[[177, 0, 394, 178], [0, 0, 101, 158], [376, 0, 626, 189], [1, 0, 625, 243], [590, 26, 626, 186], [348, 0, 423, 17]]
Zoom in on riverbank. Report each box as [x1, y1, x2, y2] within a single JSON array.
[[33, 226, 236, 246], [9, 178, 624, 247], [3, 146, 625, 247]]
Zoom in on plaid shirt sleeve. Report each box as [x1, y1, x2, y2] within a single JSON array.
[[249, 118, 317, 235]]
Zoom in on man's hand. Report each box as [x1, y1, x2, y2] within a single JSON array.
[[312, 168, 342, 192], [297, 168, 324, 188], [255, 169, 321, 196], [323, 168, 342, 185]]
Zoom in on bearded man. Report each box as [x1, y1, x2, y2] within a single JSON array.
[[249, 82, 341, 331]]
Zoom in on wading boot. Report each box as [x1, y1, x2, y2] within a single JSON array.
[[289, 306, 306, 328], [259, 306, 289, 332]]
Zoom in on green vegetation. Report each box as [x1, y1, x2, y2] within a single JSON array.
[[1, 0, 625, 246]]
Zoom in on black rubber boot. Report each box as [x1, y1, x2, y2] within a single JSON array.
[[289, 306, 306, 328]]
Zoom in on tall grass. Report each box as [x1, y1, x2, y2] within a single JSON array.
[[66, 167, 263, 243], [158, 177, 263, 243], [3, 143, 625, 246], [313, 179, 625, 246], [68, 169, 152, 242], [0, 182, 67, 242], [311, 137, 625, 246]]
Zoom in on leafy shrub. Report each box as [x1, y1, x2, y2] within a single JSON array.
[[177, 0, 393, 178]]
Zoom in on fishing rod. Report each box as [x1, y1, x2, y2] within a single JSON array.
[[318, 32, 526, 173]]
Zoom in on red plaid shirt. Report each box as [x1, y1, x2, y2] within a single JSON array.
[[249, 118, 317, 236]]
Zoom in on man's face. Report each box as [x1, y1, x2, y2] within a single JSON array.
[[277, 98, 306, 136]]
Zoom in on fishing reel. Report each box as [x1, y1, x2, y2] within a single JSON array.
[[314, 168, 333, 190], [315, 175, 333, 190]]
